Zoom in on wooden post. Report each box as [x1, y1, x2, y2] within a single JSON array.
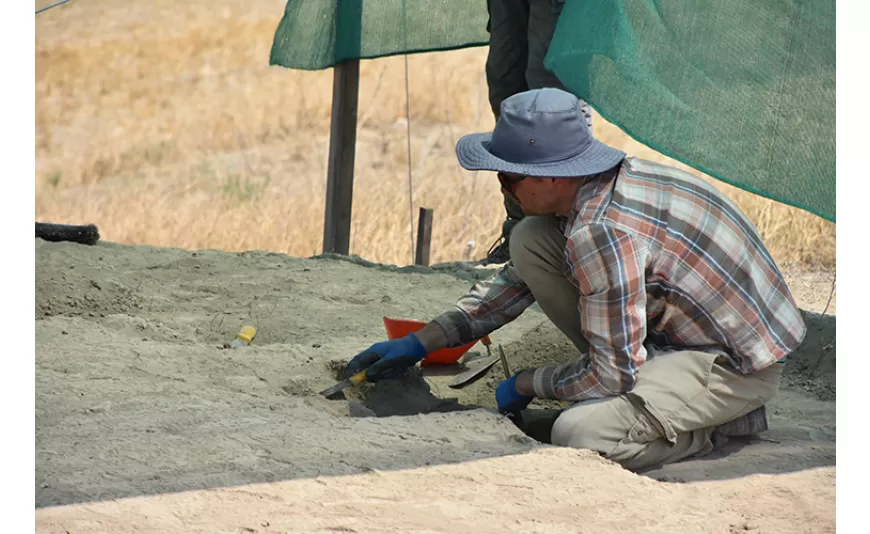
[[322, 59, 360, 255], [414, 207, 434, 266]]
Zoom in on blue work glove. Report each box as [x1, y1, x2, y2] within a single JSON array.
[[343, 333, 428, 382], [496, 371, 534, 416]]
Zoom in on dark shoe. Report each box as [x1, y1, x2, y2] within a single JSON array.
[[482, 235, 511, 265], [482, 214, 526, 265], [715, 405, 769, 437]]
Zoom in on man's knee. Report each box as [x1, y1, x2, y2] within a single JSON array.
[[550, 398, 624, 454], [508, 216, 559, 270]]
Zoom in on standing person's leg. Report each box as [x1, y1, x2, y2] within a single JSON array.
[[485, 0, 531, 119], [526, 0, 593, 130], [484, 0, 531, 264], [484, 1, 597, 265]]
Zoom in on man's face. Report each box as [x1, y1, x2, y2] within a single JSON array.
[[497, 172, 527, 201], [497, 172, 558, 216]]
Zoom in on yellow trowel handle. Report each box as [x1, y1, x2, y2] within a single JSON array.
[[348, 369, 368, 385], [319, 368, 370, 398]]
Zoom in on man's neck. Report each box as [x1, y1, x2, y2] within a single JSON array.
[[556, 162, 624, 218], [554, 180, 585, 218]]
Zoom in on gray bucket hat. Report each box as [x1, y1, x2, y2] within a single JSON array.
[[456, 88, 625, 177]]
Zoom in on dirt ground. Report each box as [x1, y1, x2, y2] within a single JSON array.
[[34, 238, 836, 533]]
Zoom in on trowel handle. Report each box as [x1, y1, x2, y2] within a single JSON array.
[[348, 369, 368, 385]]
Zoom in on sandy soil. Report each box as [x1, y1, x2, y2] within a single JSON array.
[[34, 239, 835, 533]]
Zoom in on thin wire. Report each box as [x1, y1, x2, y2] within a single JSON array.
[[809, 272, 836, 379], [820, 272, 836, 317], [36, 0, 73, 15], [404, 54, 415, 263]]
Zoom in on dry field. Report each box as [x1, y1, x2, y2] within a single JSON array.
[[35, 0, 835, 268]]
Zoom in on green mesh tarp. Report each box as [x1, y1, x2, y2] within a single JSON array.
[[269, 1, 835, 222], [268, 1, 489, 69]]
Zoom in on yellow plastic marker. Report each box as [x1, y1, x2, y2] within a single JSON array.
[[230, 325, 257, 348]]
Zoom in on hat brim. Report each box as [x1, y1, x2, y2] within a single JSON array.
[[456, 132, 626, 177]]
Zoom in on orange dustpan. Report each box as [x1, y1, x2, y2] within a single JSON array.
[[382, 316, 479, 366]]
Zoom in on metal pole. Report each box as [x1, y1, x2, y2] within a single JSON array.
[[322, 59, 360, 255]]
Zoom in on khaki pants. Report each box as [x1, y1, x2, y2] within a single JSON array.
[[510, 216, 784, 470]]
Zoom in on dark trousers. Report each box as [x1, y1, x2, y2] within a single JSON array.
[[485, 0, 593, 234]]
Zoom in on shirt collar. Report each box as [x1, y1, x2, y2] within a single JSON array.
[[563, 160, 624, 235]]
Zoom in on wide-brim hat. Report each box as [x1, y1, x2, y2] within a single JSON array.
[[456, 88, 625, 177]]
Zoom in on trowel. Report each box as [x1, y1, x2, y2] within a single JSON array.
[[319, 369, 368, 399], [447, 356, 499, 388], [447, 335, 499, 388]]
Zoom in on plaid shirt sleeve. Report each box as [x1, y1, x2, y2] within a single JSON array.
[[430, 263, 536, 347], [532, 224, 649, 402]]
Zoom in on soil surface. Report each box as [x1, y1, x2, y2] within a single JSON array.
[[35, 239, 835, 533]]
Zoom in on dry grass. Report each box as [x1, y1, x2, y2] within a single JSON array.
[[35, 0, 835, 268]]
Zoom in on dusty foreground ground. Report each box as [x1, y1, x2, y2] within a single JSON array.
[[35, 239, 836, 533]]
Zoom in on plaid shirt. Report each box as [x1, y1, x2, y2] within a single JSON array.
[[432, 158, 807, 402]]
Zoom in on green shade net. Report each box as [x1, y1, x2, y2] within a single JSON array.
[[269, 1, 835, 222], [268, 1, 490, 69]]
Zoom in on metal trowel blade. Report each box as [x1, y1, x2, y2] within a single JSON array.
[[448, 356, 499, 389]]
